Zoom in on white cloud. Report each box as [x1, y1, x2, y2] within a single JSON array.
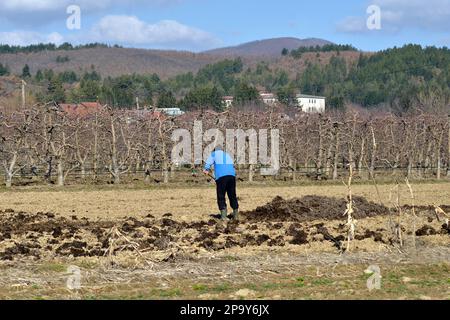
[[0, 0, 182, 26], [0, 0, 175, 12], [336, 17, 368, 33], [0, 31, 64, 46], [337, 0, 450, 33], [0, 15, 220, 51], [0, 0, 110, 13], [88, 15, 220, 49]]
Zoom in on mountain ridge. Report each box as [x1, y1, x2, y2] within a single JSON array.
[[203, 37, 334, 57], [0, 37, 337, 79]]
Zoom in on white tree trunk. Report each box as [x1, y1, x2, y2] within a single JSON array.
[[57, 160, 64, 186], [5, 172, 12, 188]]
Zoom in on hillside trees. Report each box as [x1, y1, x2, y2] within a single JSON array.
[[234, 82, 260, 105], [157, 90, 177, 109], [179, 86, 223, 111], [0, 63, 9, 76], [47, 77, 66, 103], [22, 64, 31, 78], [12, 45, 450, 112], [0, 42, 109, 54]]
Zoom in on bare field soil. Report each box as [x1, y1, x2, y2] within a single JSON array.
[[0, 182, 449, 220], [0, 182, 448, 300]]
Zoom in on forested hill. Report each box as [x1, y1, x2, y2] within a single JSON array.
[[203, 37, 333, 57], [166, 44, 450, 112], [0, 46, 224, 79], [344, 45, 450, 110], [1, 42, 449, 113]]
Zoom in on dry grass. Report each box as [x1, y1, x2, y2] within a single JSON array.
[[0, 182, 448, 220], [0, 251, 448, 300]]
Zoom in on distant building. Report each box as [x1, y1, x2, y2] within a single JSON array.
[[260, 92, 278, 105], [222, 96, 234, 108], [296, 94, 326, 113], [59, 102, 104, 118], [156, 108, 185, 116]]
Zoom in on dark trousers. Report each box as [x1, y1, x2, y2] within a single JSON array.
[[216, 175, 239, 211]]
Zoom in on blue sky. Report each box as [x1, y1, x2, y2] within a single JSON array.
[[0, 0, 449, 51]]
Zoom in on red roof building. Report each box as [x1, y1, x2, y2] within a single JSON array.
[[59, 102, 104, 118]]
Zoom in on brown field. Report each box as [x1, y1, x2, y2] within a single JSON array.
[[0, 181, 449, 300], [1, 181, 449, 220]]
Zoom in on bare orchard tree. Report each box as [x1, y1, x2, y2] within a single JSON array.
[[35, 106, 79, 186], [0, 110, 35, 187], [156, 113, 177, 184], [1, 104, 449, 185], [73, 116, 92, 180], [103, 109, 140, 184]]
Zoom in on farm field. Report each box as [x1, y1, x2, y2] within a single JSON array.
[[1, 181, 449, 220], [0, 181, 449, 300]]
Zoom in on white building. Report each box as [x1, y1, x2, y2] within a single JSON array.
[[222, 96, 234, 108], [156, 108, 185, 116], [260, 93, 278, 105], [296, 94, 326, 113]]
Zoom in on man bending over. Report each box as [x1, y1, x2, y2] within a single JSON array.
[[203, 147, 239, 221]]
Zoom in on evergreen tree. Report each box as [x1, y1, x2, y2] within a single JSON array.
[[79, 79, 100, 101], [234, 82, 259, 104], [157, 90, 177, 109], [0, 63, 9, 76], [35, 69, 44, 82], [47, 77, 66, 103], [22, 64, 31, 78]]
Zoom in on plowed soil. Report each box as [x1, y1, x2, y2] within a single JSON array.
[[0, 195, 448, 261], [243, 195, 390, 222]]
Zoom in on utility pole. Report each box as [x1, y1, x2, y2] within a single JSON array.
[[21, 79, 27, 108]]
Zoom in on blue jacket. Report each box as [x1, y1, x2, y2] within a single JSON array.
[[204, 150, 236, 180]]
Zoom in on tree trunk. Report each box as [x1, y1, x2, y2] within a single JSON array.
[[332, 125, 340, 180], [57, 160, 64, 187], [325, 140, 333, 178], [170, 163, 176, 179], [80, 163, 86, 179], [5, 172, 12, 188], [5, 153, 17, 188], [358, 136, 365, 177], [369, 125, 377, 179], [292, 161, 297, 182], [93, 115, 99, 181], [407, 159, 413, 179], [447, 115, 450, 177], [424, 137, 433, 175], [316, 118, 324, 180], [110, 116, 121, 184], [437, 156, 441, 180], [163, 161, 169, 184]]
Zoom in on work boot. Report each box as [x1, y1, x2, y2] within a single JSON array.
[[220, 209, 228, 220], [232, 209, 239, 221]]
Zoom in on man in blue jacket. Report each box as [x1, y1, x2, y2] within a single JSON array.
[[203, 147, 239, 221]]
